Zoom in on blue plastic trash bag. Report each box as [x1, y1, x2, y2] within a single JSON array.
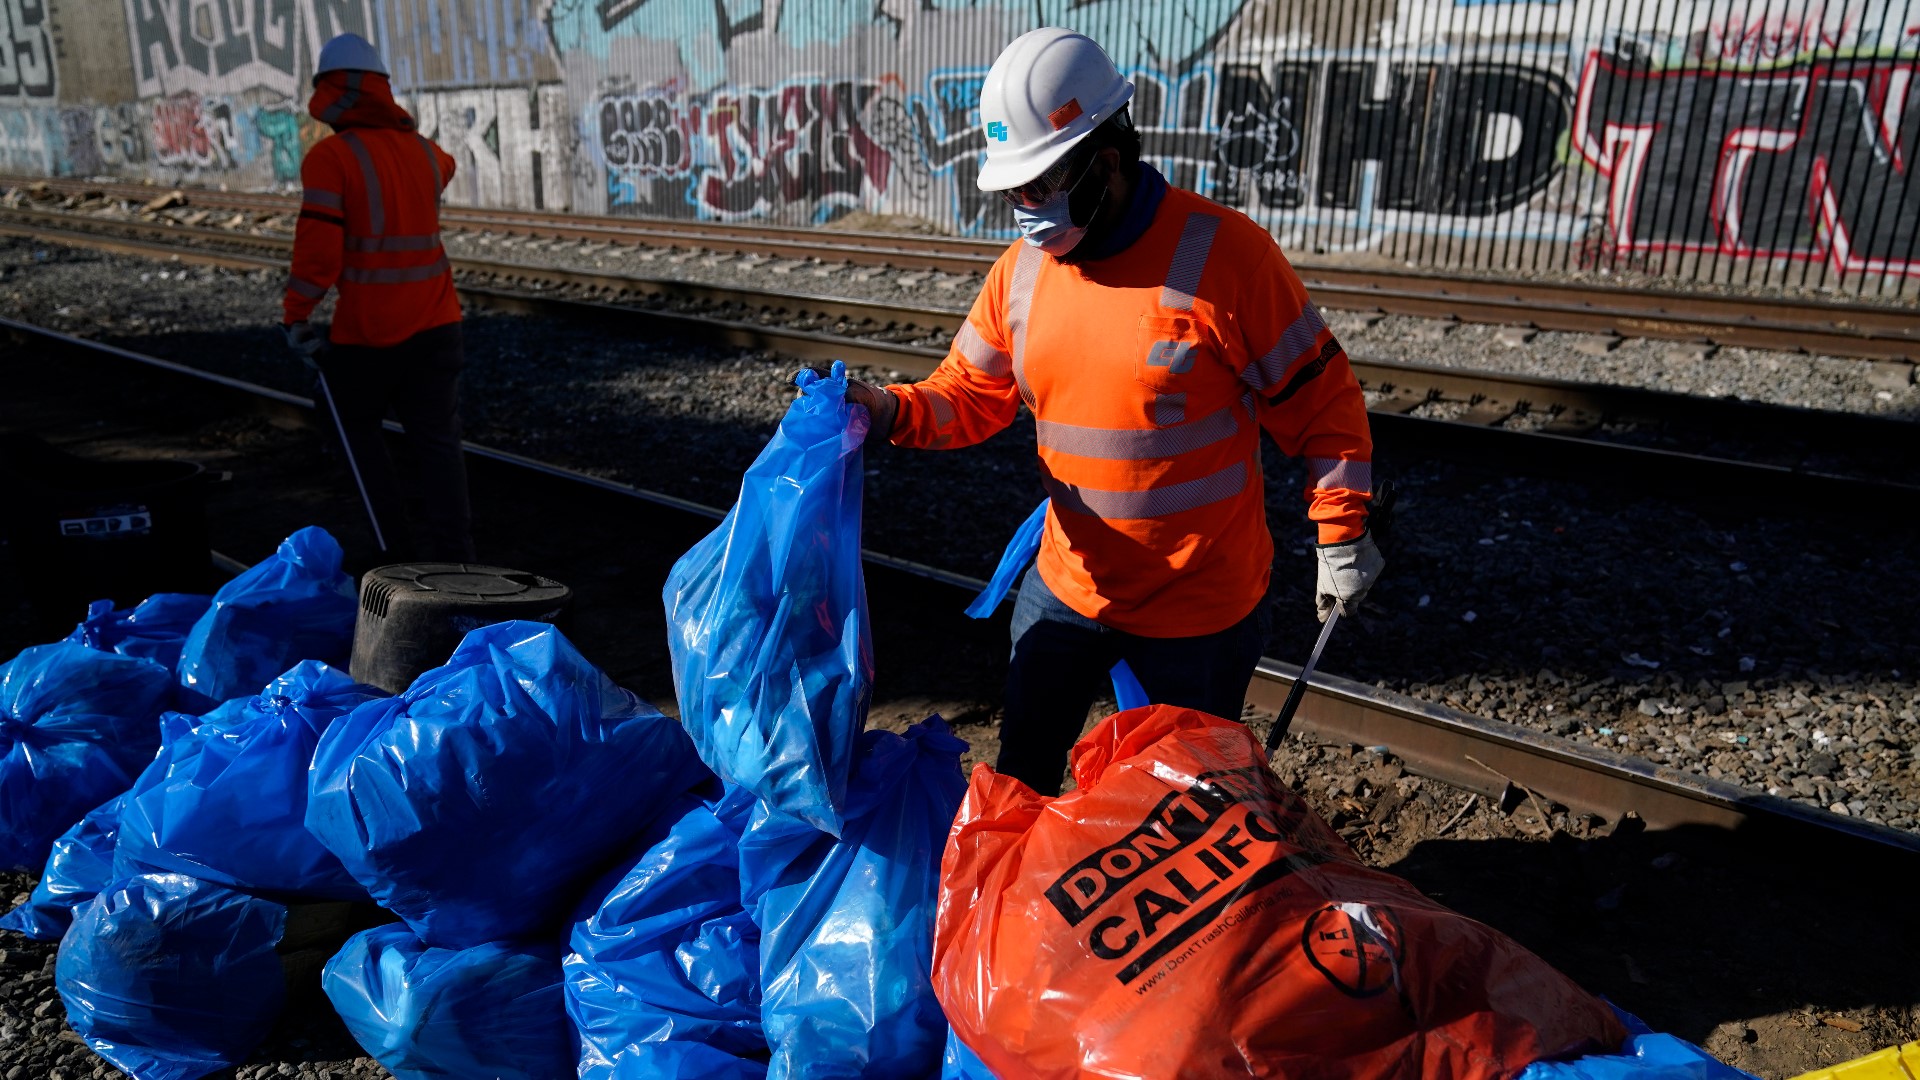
[[1519, 1007, 1760, 1080], [67, 594, 213, 670], [0, 793, 125, 940], [741, 717, 968, 1079], [175, 526, 357, 712], [1109, 660, 1149, 711], [116, 661, 386, 899], [0, 641, 174, 872], [664, 360, 873, 836], [56, 872, 288, 1080], [964, 500, 1047, 619], [567, 785, 766, 1079], [306, 621, 704, 947], [324, 923, 574, 1080], [942, 1026, 998, 1080]]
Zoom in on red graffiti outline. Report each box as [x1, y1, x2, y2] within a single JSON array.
[[1573, 50, 1919, 278]]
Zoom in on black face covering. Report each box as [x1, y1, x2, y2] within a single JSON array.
[[1056, 156, 1116, 263]]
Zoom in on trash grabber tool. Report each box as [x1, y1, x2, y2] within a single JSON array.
[[1264, 479, 1397, 753], [1265, 606, 1338, 752], [315, 368, 390, 553]]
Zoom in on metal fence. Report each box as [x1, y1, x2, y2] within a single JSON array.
[[3, 0, 1917, 295], [544, 0, 1920, 297]]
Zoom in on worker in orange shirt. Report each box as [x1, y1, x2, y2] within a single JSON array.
[[281, 33, 474, 562], [845, 28, 1382, 794]]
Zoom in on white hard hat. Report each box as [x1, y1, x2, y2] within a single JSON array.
[[976, 28, 1134, 192], [313, 33, 389, 84]]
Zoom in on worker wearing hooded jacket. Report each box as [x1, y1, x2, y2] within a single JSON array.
[[281, 32, 474, 562], [844, 28, 1382, 794]]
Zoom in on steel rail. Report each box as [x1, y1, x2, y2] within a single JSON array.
[[8, 310, 1916, 865], [8, 176, 1916, 361], [5, 208, 1916, 509]]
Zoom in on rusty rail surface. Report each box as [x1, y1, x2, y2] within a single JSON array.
[[5, 204, 1915, 513]]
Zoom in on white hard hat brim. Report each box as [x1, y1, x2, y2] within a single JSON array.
[[975, 81, 1134, 192]]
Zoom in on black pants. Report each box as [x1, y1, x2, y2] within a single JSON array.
[[998, 566, 1271, 796], [315, 322, 475, 563]]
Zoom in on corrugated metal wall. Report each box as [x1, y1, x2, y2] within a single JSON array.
[[4, 0, 1918, 295]]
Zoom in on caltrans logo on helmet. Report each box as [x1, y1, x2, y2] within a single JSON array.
[[987, 121, 1008, 141]]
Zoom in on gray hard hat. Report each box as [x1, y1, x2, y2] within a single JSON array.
[[314, 33, 389, 84]]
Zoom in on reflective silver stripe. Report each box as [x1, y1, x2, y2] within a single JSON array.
[[1309, 457, 1372, 492], [341, 255, 450, 285], [1154, 393, 1186, 425], [287, 276, 327, 299], [318, 71, 363, 125], [1036, 406, 1238, 462], [1242, 303, 1327, 391], [1006, 244, 1043, 408], [339, 131, 384, 237], [345, 233, 443, 253], [302, 188, 343, 211], [1045, 461, 1248, 520], [952, 320, 1010, 378], [416, 135, 443, 194], [1160, 213, 1221, 311], [921, 387, 956, 430]]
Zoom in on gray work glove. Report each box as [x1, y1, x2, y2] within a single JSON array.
[[797, 368, 897, 444], [844, 377, 898, 443], [282, 321, 326, 368], [1314, 531, 1384, 622]]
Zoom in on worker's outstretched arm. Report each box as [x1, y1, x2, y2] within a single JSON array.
[[1237, 244, 1374, 544], [881, 254, 1022, 450], [284, 144, 348, 324]]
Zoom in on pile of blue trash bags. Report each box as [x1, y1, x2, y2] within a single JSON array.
[[2, 367, 1759, 1080]]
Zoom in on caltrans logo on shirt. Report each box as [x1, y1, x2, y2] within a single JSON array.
[[987, 121, 1008, 141]]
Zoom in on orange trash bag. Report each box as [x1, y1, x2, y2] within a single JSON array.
[[933, 705, 1626, 1080]]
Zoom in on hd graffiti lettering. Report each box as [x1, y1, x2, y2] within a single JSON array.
[[1319, 61, 1569, 216], [1575, 53, 1919, 277], [151, 94, 245, 169], [0, 0, 57, 99], [696, 80, 894, 219], [1044, 768, 1335, 986], [125, 0, 373, 99]]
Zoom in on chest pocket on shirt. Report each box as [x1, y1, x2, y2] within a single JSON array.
[[1136, 314, 1213, 395]]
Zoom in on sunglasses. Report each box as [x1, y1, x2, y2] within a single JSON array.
[[999, 144, 1099, 209]]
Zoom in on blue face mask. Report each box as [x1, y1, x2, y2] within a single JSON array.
[[1012, 187, 1088, 255], [1010, 155, 1110, 256]]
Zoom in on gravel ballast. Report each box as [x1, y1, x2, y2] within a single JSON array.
[[432, 229, 1920, 421], [3, 235, 1915, 833], [4, 234, 1919, 1079]]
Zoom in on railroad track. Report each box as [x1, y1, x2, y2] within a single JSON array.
[[7, 175, 1918, 362], [5, 204, 1916, 511], [5, 311, 1915, 870]]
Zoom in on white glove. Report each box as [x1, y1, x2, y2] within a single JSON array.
[[282, 321, 326, 367], [1314, 531, 1384, 622]]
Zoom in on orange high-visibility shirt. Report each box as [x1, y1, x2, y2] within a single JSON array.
[[886, 186, 1372, 638], [285, 121, 461, 347]]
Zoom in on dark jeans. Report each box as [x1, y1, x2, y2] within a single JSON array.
[[998, 565, 1271, 795], [315, 322, 475, 563]]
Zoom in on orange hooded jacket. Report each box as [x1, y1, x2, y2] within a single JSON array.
[[885, 186, 1373, 638], [283, 71, 461, 347]]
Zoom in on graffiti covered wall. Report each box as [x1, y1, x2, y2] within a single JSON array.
[[2, 0, 1917, 292]]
